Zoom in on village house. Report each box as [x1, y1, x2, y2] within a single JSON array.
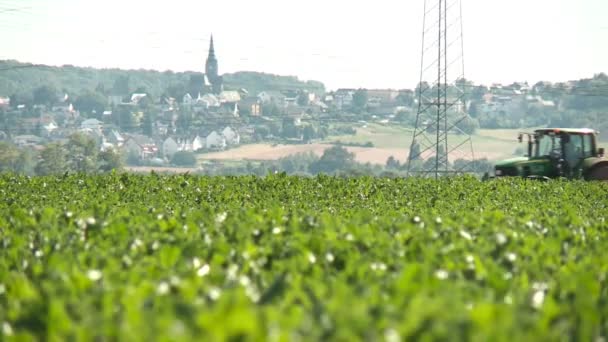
[[199, 94, 220, 108], [191, 135, 205, 151], [182, 93, 195, 107], [366, 89, 400, 103], [13, 135, 45, 147], [123, 134, 158, 160], [258, 91, 287, 107], [281, 90, 299, 107], [206, 131, 226, 150], [81, 118, 104, 133], [219, 91, 241, 105], [222, 126, 240, 146], [130, 93, 147, 105], [238, 97, 262, 116], [333, 89, 356, 110], [21, 117, 58, 136], [162, 137, 179, 159], [105, 130, 125, 147]]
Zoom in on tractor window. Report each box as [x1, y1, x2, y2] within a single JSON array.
[[582, 134, 594, 158], [564, 135, 583, 166], [536, 134, 559, 157]]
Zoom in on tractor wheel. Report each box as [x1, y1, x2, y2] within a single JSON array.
[[588, 166, 608, 181]]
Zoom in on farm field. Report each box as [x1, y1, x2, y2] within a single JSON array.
[[198, 125, 608, 166], [197, 143, 408, 165], [1, 174, 607, 340], [198, 126, 549, 165]]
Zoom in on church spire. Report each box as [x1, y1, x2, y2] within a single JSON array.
[[205, 34, 222, 94], [208, 35, 216, 60]]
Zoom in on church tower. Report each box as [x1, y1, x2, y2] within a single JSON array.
[[205, 35, 223, 94]]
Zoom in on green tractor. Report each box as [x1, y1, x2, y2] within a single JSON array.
[[492, 128, 608, 181]]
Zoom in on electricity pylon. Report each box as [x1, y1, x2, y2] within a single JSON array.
[[406, 0, 475, 178]]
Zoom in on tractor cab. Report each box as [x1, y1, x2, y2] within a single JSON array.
[[494, 128, 608, 180]]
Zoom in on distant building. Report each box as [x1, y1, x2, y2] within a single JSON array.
[[162, 137, 179, 159], [183, 93, 194, 107], [366, 89, 400, 103], [258, 91, 287, 107], [13, 135, 45, 147], [0, 97, 10, 110], [123, 134, 158, 160], [199, 93, 220, 108], [81, 119, 104, 133], [239, 97, 262, 116], [222, 126, 240, 146], [130, 93, 147, 105], [206, 131, 226, 149], [281, 90, 299, 107], [192, 135, 205, 151], [334, 89, 356, 110], [205, 35, 224, 94], [219, 91, 241, 104], [106, 130, 125, 147], [43, 121, 59, 136]]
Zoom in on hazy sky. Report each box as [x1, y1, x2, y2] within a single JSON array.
[[1, 0, 606, 90]]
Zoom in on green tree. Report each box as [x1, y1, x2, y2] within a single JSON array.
[[112, 75, 130, 95], [98, 148, 124, 172], [67, 133, 98, 173], [176, 111, 193, 134], [468, 101, 479, 118], [74, 91, 108, 115], [396, 91, 414, 106], [142, 112, 155, 136], [302, 125, 316, 143], [263, 103, 282, 117], [408, 140, 422, 161], [9, 92, 33, 108], [352, 89, 368, 111], [171, 151, 197, 167], [33, 85, 58, 107], [187, 74, 205, 98], [254, 126, 270, 141], [166, 83, 188, 103], [137, 94, 154, 110], [0, 142, 20, 172], [269, 121, 282, 137], [297, 92, 309, 106], [116, 106, 137, 132], [386, 156, 400, 170], [309, 145, 355, 174], [457, 115, 479, 135], [317, 126, 329, 139], [15, 148, 37, 175], [36, 143, 68, 175], [134, 86, 147, 94], [415, 81, 430, 97], [95, 82, 107, 95], [282, 118, 301, 139]]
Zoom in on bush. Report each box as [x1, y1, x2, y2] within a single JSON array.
[[171, 151, 197, 166]]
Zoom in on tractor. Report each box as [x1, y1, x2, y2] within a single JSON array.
[[492, 128, 608, 181]]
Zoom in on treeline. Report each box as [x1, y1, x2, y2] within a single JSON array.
[[199, 145, 493, 177], [0, 133, 123, 175], [0, 60, 325, 101]]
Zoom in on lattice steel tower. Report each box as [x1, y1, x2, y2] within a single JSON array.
[[406, 0, 475, 178]]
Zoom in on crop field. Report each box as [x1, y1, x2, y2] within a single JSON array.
[[1, 174, 607, 340]]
